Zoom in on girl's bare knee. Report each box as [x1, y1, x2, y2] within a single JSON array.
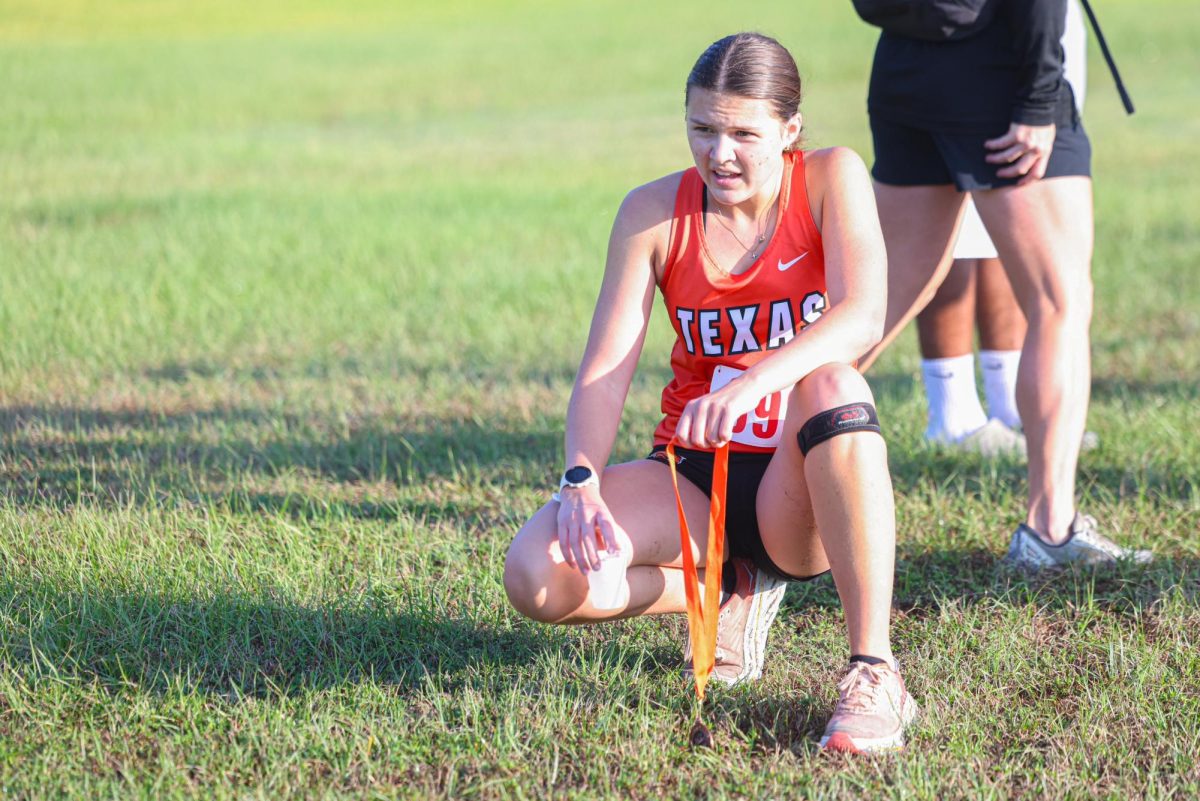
[[503, 541, 581, 624], [792, 363, 872, 416]]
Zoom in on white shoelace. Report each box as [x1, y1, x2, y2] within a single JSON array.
[[1072, 515, 1125, 557], [835, 663, 888, 713]]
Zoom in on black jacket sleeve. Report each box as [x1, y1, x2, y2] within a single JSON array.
[[1005, 0, 1068, 125]]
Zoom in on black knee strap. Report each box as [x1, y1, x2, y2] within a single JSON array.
[[797, 402, 881, 456]]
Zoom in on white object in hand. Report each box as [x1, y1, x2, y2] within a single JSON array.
[[586, 548, 629, 610]]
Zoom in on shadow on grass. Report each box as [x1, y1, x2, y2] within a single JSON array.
[[140, 355, 611, 393], [711, 693, 831, 754], [0, 566, 1195, 749], [1090, 375, 1200, 403], [4, 357, 1195, 515], [0, 579, 586, 699], [8, 398, 1192, 520], [886, 444, 1028, 495], [0, 402, 561, 518], [880, 428, 1196, 504], [0, 575, 764, 754], [784, 546, 1200, 618], [870, 368, 1200, 406]]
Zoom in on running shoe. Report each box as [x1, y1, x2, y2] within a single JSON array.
[[956, 419, 1027, 458], [820, 660, 919, 754], [682, 557, 787, 686], [938, 421, 1099, 460], [1003, 513, 1153, 570]]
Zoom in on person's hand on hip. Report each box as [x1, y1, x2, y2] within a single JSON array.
[[985, 122, 1057, 184]]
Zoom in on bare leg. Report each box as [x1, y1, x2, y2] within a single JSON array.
[[916, 259, 978, 359], [973, 177, 1094, 542], [757, 364, 895, 662], [504, 458, 715, 623], [975, 257, 1027, 350], [859, 183, 967, 372]]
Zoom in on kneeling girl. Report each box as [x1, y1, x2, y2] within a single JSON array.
[[504, 32, 918, 754]]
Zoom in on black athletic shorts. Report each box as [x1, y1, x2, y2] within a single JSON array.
[[648, 445, 830, 583], [870, 114, 1092, 191]]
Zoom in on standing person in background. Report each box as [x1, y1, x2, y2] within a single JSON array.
[[856, 0, 1151, 568], [505, 32, 920, 753], [916, 0, 1088, 457], [917, 216, 1028, 454]]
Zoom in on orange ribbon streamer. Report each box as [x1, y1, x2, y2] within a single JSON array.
[[665, 439, 729, 701]]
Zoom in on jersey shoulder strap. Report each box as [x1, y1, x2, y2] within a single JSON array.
[[661, 168, 703, 288]]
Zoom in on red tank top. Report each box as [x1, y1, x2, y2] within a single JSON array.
[[653, 150, 827, 453]]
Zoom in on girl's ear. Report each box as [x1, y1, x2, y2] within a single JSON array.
[[784, 113, 803, 150]]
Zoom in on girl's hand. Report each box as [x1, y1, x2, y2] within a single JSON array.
[[985, 122, 1057, 185], [674, 377, 761, 449], [556, 485, 620, 573]]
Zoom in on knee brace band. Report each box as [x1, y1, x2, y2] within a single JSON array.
[[797, 402, 881, 456]]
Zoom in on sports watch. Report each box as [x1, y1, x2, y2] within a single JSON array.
[[559, 465, 599, 491]]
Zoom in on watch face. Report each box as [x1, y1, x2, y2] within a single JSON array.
[[564, 466, 593, 484]]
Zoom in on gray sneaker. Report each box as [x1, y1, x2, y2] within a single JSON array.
[[1003, 513, 1153, 570], [682, 558, 787, 686]]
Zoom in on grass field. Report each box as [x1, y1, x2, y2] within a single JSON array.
[[2, 0, 1198, 797]]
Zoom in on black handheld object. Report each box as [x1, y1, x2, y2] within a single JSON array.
[[689, 718, 714, 748], [1079, 0, 1136, 114]]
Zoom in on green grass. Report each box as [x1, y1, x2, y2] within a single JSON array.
[[1, 0, 1198, 797]]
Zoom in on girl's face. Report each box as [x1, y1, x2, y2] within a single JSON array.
[[685, 87, 801, 208]]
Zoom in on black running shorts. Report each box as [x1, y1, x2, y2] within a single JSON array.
[[648, 445, 830, 583], [870, 114, 1092, 191]]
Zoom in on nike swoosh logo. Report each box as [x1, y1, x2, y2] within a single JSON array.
[[777, 253, 808, 271]]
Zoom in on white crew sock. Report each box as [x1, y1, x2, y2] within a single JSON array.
[[980, 349, 1022, 429], [921, 354, 988, 443]]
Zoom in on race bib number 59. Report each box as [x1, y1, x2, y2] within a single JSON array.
[[710, 365, 789, 448]]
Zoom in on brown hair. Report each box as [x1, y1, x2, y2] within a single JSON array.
[[685, 33, 804, 149]]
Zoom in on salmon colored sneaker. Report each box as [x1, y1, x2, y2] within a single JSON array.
[[820, 661, 919, 754], [682, 557, 787, 686]]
